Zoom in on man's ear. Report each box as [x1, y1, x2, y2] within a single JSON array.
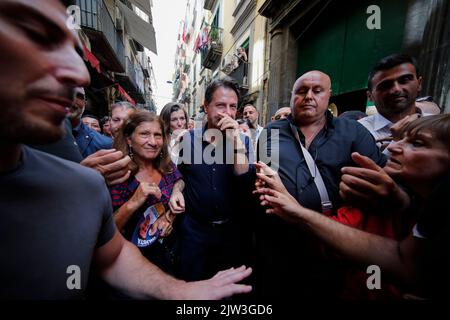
[[417, 76, 423, 92], [367, 90, 374, 102], [204, 103, 208, 114]]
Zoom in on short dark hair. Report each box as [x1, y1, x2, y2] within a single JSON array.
[[243, 102, 256, 110], [81, 113, 99, 121], [204, 77, 240, 105], [338, 110, 367, 121], [367, 54, 419, 90], [60, 0, 76, 7], [100, 115, 110, 123]]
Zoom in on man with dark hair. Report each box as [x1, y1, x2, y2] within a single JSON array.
[[169, 77, 256, 281], [242, 103, 263, 149], [69, 87, 112, 158], [82, 114, 101, 133], [100, 116, 112, 137], [359, 53, 426, 152], [203, 77, 241, 105], [0, 0, 251, 300]]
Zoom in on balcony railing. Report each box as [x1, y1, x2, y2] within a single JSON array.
[[229, 61, 250, 89], [181, 88, 191, 104], [202, 26, 223, 69], [77, 0, 125, 72], [115, 56, 145, 104], [126, 57, 138, 92], [115, 32, 125, 68]]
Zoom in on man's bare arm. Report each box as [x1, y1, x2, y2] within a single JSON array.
[[255, 166, 419, 286], [94, 231, 252, 299]]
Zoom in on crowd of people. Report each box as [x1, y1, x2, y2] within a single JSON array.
[[1, 0, 449, 301]]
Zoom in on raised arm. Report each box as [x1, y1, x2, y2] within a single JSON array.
[[254, 162, 419, 287], [169, 179, 185, 214], [94, 231, 252, 299], [340, 152, 410, 213], [113, 182, 162, 230]]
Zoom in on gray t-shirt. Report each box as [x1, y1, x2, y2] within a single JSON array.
[[0, 146, 116, 299]]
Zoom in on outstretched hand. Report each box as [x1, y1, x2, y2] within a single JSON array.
[[253, 162, 305, 223], [254, 161, 286, 193], [390, 113, 421, 139], [255, 187, 304, 223], [81, 149, 131, 186], [179, 265, 252, 300], [340, 152, 409, 212]]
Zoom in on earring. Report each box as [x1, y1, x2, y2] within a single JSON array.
[[159, 150, 164, 159], [128, 145, 134, 158]]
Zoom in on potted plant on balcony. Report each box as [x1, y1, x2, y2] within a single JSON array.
[[209, 27, 219, 48]]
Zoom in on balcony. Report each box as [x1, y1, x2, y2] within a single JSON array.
[[183, 62, 191, 74], [77, 0, 125, 72], [229, 61, 250, 91], [173, 79, 181, 100], [202, 27, 223, 69], [203, 0, 217, 11], [180, 88, 191, 104], [126, 57, 138, 90], [116, 57, 145, 104]]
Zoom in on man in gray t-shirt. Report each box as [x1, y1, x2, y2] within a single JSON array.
[[0, 146, 114, 299]]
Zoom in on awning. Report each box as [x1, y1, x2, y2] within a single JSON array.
[[83, 46, 101, 73], [117, 84, 136, 106], [117, 1, 157, 54], [129, 0, 152, 18]]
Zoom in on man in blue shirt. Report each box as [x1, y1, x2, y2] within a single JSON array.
[[69, 87, 112, 158], [169, 78, 256, 281], [256, 70, 386, 298]]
